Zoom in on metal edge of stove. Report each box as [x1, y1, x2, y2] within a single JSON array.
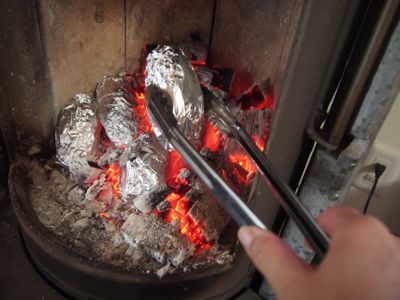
[[282, 0, 400, 263], [256, 1, 400, 298], [250, 0, 364, 237], [243, 0, 367, 295]]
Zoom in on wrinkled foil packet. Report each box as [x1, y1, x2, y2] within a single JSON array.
[[119, 135, 166, 205], [145, 45, 204, 148], [96, 76, 138, 147], [55, 93, 100, 181]]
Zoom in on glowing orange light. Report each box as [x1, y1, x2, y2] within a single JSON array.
[[133, 91, 152, 133], [164, 150, 189, 188], [201, 120, 222, 152], [99, 212, 114, 223], [191, 60, 206, 67], [164, 192, 211, 251], [253, 135, 266, 151], [228, 136, 265, 183], [235, 83, 275, 111], [106, 163, 121, 197], [162, 150, 211, 251]]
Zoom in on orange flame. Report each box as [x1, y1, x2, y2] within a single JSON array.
[[106, 163, 121, 197]]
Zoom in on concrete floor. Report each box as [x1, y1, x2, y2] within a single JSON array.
[[0, 200, 66, 300]]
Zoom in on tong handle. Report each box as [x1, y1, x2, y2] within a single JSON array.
[[233, 123, 330, 259]]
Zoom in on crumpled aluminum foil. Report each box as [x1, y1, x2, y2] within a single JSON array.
[[145, 45, 204, 148], [119, 135, 166, 204], [55, 93, 99, 181], [96, 76, 138, 147]]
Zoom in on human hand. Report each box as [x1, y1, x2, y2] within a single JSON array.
[[238, 206, 400, 300]]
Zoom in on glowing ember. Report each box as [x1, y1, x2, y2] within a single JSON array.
[[164, 150, 189, 188], [133, 91, 152, 133], [236, 82, 275, 110], [99, 212, 114, 223], [253, 135, 266, 151], [162, 150, 211, 250], [228, 136, 265, 183], [106, 163, 121, 197], [201, 120, 223, 152], [164, 192, 211, 251]]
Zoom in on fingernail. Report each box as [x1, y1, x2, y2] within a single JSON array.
[[238, 226, 269, 250], [238, 227, 254, 250]]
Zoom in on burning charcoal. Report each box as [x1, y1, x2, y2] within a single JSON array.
[[233, 107, 272, 151], [235, 79, 275, 110], [211, 66, 235, 92], [184, 186, 202, 203], [195, 66, 214, 87], [155, 200, 170, 213], [55, 93, 100, 181], [188, 201, 230, 242], [150, 184, 172, 204], [176, 168, 195, 186], [199, 147, 222, 164], [97, 76, 138, 147], [178, 43, 207, 64], [134, 183, 172, 213], [145, 45, 204, 148], [188, 183, 231, 242], [223, 106, 272, 186], [121, 213, 194, 266]]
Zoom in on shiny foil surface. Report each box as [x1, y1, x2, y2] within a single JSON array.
[[119, 135, 165, 204], [55, 93, 99, 180], [97, 76, 138, 147], [145, 45, 204, 147]]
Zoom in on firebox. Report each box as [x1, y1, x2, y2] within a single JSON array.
[[1, 0, 399, 299]]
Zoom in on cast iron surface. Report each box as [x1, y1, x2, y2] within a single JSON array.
[[9, 162, 255, 300]]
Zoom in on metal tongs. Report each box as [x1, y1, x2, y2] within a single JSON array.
[[146, 86, 330, 259]]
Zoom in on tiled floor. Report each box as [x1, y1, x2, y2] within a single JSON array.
[[0, 200, 66, 300]]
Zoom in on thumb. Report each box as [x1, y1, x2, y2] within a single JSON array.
[[238, 226, 311, 294]]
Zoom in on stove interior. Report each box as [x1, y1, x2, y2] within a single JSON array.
[[1, 0, 303, 281]]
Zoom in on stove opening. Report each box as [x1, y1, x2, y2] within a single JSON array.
[[25, 43, 275, 278]]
